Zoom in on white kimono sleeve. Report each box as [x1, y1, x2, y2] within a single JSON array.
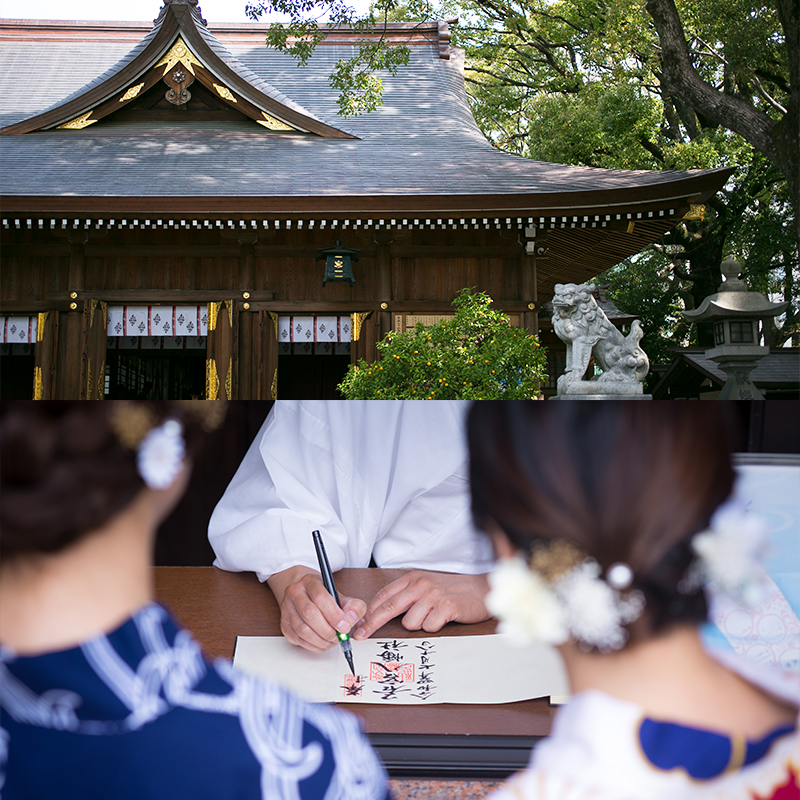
[[208, 401, 494, 582]]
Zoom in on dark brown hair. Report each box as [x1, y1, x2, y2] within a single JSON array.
[[468, 402, 736, 637], [0, 401, 213, 560]]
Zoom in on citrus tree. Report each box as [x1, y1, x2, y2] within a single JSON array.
[[338, 289, 547, 399]]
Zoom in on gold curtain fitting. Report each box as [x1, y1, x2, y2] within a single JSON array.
[[86, 361, 93, 401], [268, 311, 279, 339], [225, 299, 234, 330], [33, 366, 43, 400], [351, 312, 370, 342], [225, 358, 233, 400], [97, 360, 105, 400], [36, 311, 49, 342], [208, 301, 220, 331], [270, 368, 278, 400], [206, 359, 220, 400]]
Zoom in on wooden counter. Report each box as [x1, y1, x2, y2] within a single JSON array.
[[155, 566, 557, 777]]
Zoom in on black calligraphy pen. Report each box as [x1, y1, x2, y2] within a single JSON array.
[[312, 529, 356, 676]]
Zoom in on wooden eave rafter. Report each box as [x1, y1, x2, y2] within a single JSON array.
[[0, 3, 355, 139]]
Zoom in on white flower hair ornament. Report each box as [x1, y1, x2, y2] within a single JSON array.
[[689, 499, 770, 608], [136, 419, 186, 490], [487, 541, 645, 653]]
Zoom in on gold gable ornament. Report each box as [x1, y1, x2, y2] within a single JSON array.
[[120, 83, 145, 102], [257, 112, 296, 132], [155, 37, 203, 76], [213, 84, 237, 103], [57, 112, 97, 130]]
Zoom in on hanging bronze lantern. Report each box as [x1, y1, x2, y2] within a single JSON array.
[[317, 240, 360, 287]]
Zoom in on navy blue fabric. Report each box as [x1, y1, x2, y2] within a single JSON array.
[[0, 604, 389, 800], [639, 717, 797, 780], [745, 723, 797, 767]]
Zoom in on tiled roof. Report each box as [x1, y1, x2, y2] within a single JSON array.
[[0, 17, 730, 206], [657, 348, 800, 389], [682, 348, 800, 385]]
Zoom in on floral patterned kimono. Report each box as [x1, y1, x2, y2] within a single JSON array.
[[491, 651, 798, 800]]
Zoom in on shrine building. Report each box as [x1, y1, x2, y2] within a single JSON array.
[[0, 0, 732, 399]]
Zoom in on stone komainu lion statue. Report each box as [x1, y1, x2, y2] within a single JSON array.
[[551, 283, 649, 392]]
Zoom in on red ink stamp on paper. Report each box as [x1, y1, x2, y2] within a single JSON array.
[[342, 675, 364, 697], [369, 662, 415, 682]]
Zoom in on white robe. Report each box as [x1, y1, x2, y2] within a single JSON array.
[[208, 401, 494, 582]]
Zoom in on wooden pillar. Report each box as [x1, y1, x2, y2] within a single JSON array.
[[67, 236, 87, 292], [262, 311, 280, 400], [375, 231, 393, 342], [237, 239, 256, 399], [55, 235, 88, 399], [206, 300, 236, 400], [350, 311, 376, 364], [237, 236, 257, 288], [82, 300, 108, 400], [521, 252, 539, 335], [33, 311, 58, 400]]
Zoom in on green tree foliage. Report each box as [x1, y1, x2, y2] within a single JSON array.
[[338, 289, 547, 398], [244, 0, 798, 346], [448, 0, 798, 347], [245, 0, 435, 115], [597, 251, 693, 373]]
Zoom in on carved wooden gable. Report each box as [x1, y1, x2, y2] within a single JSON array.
[[1, 0, 353, 138]]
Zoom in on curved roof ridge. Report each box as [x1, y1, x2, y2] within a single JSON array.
[[32, 23, 163, 117], [193, 20, 323, 125], [0, 0, 354, 138]]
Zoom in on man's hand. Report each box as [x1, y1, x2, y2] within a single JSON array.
[[353, 571, 491, 640], [267, 565, 366, 653]]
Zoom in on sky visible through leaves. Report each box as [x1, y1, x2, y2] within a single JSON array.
[[0, 0, 371, 22]]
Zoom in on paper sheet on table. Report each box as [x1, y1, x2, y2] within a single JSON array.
[[233, 634, 569, 704]]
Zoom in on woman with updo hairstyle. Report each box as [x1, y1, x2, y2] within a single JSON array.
[[0, 402, 388, 800], [468, 402, 798, 800]]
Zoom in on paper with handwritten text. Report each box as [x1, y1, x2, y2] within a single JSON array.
[[233, 633, 569, 704]]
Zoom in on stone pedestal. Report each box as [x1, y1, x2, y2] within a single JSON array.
[[550, 380, 651, 400], [706, 344, 770, 400]]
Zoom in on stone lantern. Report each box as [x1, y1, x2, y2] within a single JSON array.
[[682, 259, 787, 400]]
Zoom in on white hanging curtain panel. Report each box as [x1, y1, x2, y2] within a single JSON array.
[[278, 315, 351, 355], [107, 306, 208, 337], [0, 316, 38, 344]]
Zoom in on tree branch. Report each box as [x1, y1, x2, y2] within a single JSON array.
[[645, 0, 778, 161]]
